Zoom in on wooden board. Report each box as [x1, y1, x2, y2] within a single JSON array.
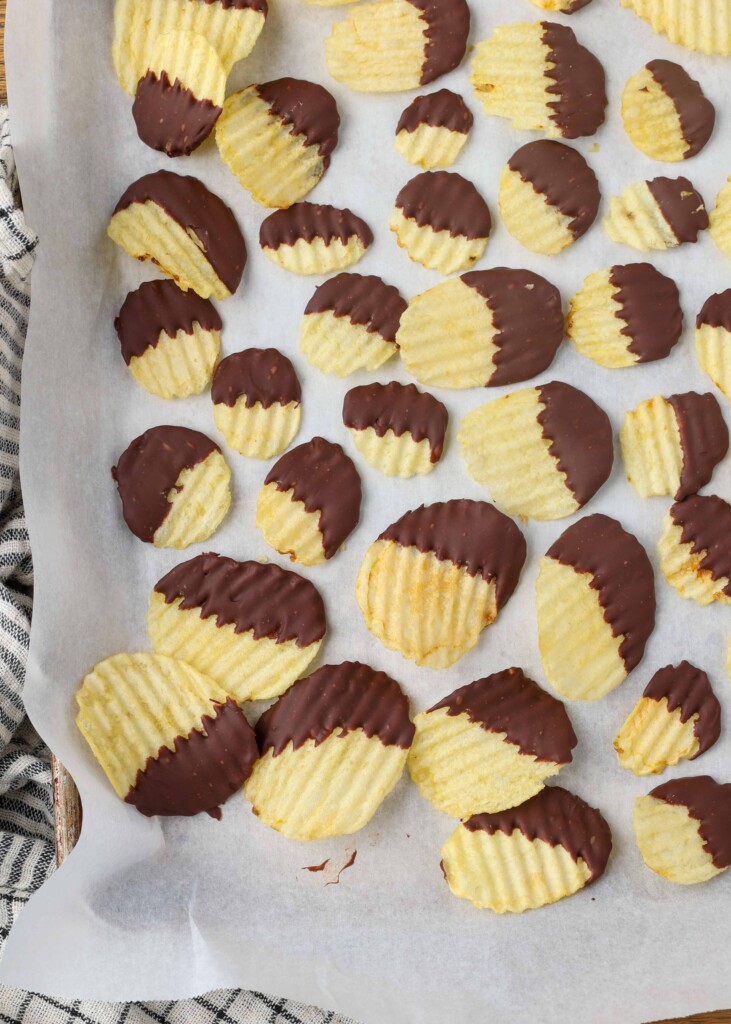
[[1, 3, 729, 1020]]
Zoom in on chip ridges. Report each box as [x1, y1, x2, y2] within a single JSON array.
[[343, 381, 448, 463], [256, 78, 340, 167], [650, 776, 731, 870], [619, 0, 731, 56], [508, 140, 600, 240], [668, 495, 731, 599], [610, 264, 683, 363], [115, 279, 222, 365], [644, 662, 721, 756], [394, 170, 491, 239], [304, 274, 406, 344]]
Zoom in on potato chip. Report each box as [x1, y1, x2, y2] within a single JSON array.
[[696, 290, 731, 399], [622, 61, 714, 163], [260, 203, 372, 275], [658, 495, 731, 606], [619, 0, 731, 56], [603, 176, 708, 252], [395, 90, 472, 169]]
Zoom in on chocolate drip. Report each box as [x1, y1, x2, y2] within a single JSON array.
[[113, 170, 246, 296], [211, 348, 301, 409], [259, 203, 373, 251], [647, 176, 708, 244], [154, 552, 326, 648], [431, 667, 576, 764], [547, 513, 655, 673], [667, 392, 728, 500], [395, 170, 491, 240], [256, 661, 414, 756], [112, 426, 219, 543], [508, 140, 599, 240], [256, 79, 339, 167], [647, 60, 715, 159], [126, 698, 258, 817], [379, 499, 526, 608], [608, 264, 682, 364], [651, 776, 731, 870], [536, 382, 613, 507], [304, 273, 406, 343], [342, 381, 447, 462], [396, 89, 473, 135], [462, 268, 563, 386], [407, 0, 470, 86], [115, 279, 222, 365], [644, 662, 721, 757], [542, 23, 606, 139], [464, 786, 612, 883], [265, 437, 361, 559], [133, 70, 221, 158], [697, 290, 731, 333], [669, 495, 731, 598]]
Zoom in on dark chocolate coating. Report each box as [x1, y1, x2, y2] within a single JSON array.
[[211, 348, 301, 409], [264, 437, 361, 559], [259, 203, 373, 251], [542, 22, 606, 139], [669, 495, 731, 598], [667, 392, 728, 500], [464, 786, 612, 883], [256, 78, 340, 167], [608, 264, 682, 364], [112, 426, 219, 543], [304, 273, 406, 344], [430, 667, 576, 764], [563, 0, 593, 10], [112, 170, 246, 296], [395, 170, 491, 240], [378, 498, 526, 609], [651, 776, 731, 870], [342, 381, 448, 462], [115, 279, 222, 365], [462, 268, 563, 386], [396, 89, 473, 135], [154, 552, 326, 648], [126, 698, 258, 817], [646, 60, 715, 159], [697, 289, 731, 332], [256, 661, 414, 756], [408, 0, 470, 86], [644, 662, 721, 757], [133, 71, 221, 158], [508, 140, 600, 240], [536, 381, 613, 508], [647, 176, 708, 244], [211, 0, 267, 11], [547, 513, 655, 673]]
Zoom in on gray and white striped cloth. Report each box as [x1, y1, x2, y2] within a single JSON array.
[[0, 106, 356, 1024]]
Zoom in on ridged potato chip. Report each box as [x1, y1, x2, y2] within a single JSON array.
[[324, 0, 470, 93], [148, 553, 326, 702], [459, 382, 613, 521], [113, 426, 231, 549], [696, 290, 731, 399], [619, 0, 731, 56], [113, 0, 267, 95], [212, 348, 301, 459], [300, 273, 405, 377], [499, 140, 600, 255], [408, 668, 576, 818], [356, 499, 526, 669], [394, 90, 473, 169], [390, 171, 491, 275], [603, 176, 708, 252], [343, 381, 447, 478], [634, 776, 731, 885], [216, 79, 340, 208], [567, 264, 682, 369], [397, 270, 563, 390], [620, 392, 728, 500], [658, 495, 731, 606], [76, 652, 258, 817], [260, 203, 373, 275], [441, 787, 612, 913], [710, 176, 731, 260], [108, 170, 247, 301], [622, 61, 714, 163], [470, 21, 605, 139], [256, 437, 361, 565], [615, 662, 720, 777], [245, 662, 414, 840], [536, 514, 655, 702]]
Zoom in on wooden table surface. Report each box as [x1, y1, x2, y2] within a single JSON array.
[[1, 2, 729, 1020]]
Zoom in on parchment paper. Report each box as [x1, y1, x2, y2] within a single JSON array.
[[3, 1, 731, 1020]]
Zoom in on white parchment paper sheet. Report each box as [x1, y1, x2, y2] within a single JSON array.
[[3, 1, 731, 1020]]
